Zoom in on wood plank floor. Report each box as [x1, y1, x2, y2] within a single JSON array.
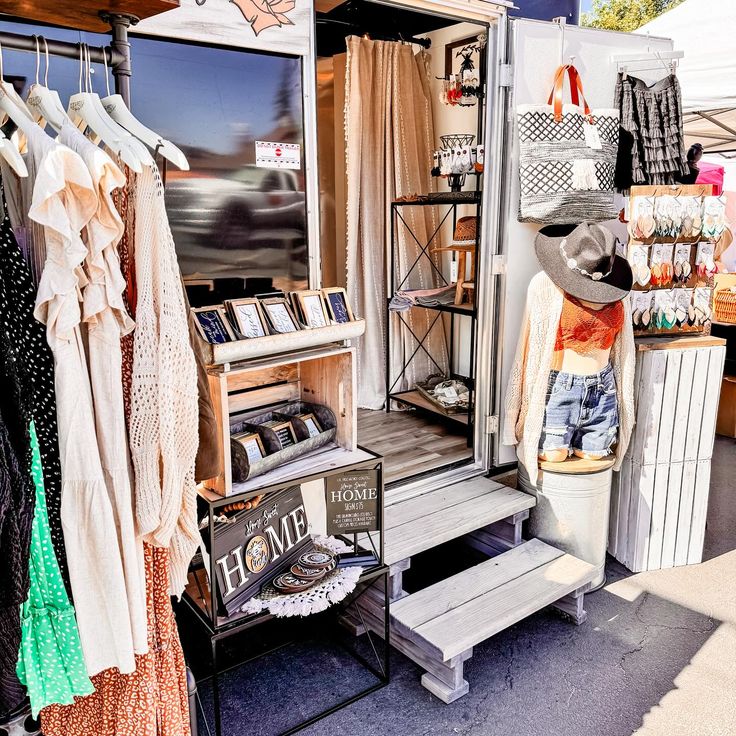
[[358, 408, 472, 484]]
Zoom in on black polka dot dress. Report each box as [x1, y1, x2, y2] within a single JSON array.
[[0, 181, 70, 598]]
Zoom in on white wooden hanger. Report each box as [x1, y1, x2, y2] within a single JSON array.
[[26, 37, 74, 133], [67, 44, 151, 172], [0, 42, 30, 177], [0, 39, 36, 157], [100, 51, 188, 171]]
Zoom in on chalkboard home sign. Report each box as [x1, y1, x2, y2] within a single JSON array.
[[211, 485, 312, 615], [325, 469, 379, 535]]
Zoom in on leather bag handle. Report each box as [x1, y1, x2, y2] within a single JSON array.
[[547, 64, 592, 122]]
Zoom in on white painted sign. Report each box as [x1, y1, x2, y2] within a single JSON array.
[[255, 140, 301, 170]]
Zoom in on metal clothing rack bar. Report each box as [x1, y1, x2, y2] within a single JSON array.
[[0, 11, 139, 105]]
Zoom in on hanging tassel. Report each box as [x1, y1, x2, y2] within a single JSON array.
[[571, 159, 599, 191]]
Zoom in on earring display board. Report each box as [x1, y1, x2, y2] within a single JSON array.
[[608, 335, 726, 572], [627, 184, 719, 337]]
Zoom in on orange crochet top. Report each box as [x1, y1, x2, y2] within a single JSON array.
[[554, 296, 624, 353]]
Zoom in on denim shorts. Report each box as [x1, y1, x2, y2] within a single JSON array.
[[539, 363, 619, 458]]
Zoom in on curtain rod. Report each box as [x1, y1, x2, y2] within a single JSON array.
[[0, 30, 125, 66], [315, 17, 431, 49]]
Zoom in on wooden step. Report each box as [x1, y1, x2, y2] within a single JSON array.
[[384, 476, 535, 565], [390, 539, 597, 662]]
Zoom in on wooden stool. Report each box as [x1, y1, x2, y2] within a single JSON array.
[[432, 243, 476, 305]]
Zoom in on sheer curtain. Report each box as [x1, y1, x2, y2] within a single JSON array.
[[344, 35, 448, 410]]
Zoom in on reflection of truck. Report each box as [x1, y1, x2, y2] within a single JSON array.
[[165, 167, 306, 250]]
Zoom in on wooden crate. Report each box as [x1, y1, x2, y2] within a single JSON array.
[[608, 336, 726, 571], [204, 345, 357, 496]]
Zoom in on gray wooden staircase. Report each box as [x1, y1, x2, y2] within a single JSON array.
[[347, 476, 598, 703]]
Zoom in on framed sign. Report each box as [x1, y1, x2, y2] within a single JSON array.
[[226, 298, 269, 339], [192, 306, 236, 344], [295, 290, 329, 328], [264, 420, 298, 448], [325, 469, 379, 535], [261, 298, 300, 334], [211, 485, 311, 615], [299, 413, 322, 438], [322, 287, 354, 324], [232, 432, 267, 463]]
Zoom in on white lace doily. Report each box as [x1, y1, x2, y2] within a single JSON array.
[[239, 536, 363, 618]]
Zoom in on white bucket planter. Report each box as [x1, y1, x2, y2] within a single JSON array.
[[518, 462, 613, 591]]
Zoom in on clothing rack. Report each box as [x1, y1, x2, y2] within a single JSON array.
[[0, 12, 137, 104]]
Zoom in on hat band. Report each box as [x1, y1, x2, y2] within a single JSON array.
[[559, 239, 612, 282]]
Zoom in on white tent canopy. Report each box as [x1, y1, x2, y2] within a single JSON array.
[[639, 0, 736, 155]]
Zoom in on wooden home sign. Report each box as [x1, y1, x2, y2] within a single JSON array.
[[212, 485, 312, 615], [325, 469, 379, 535]]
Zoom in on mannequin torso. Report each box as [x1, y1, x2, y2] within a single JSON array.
[[542, 298, 617, 463]]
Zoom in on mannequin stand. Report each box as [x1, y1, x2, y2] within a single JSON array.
[[519, 457, 614, 592]]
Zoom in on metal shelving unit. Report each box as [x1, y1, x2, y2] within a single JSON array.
[[386, 195, 482, 443], [181, 449, 389, 736]]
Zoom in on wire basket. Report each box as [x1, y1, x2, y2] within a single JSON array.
[[439, 134, 475, 150]]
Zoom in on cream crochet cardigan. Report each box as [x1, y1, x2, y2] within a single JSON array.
[[503, 272, 636, 487], [129, 164, 200, 598]]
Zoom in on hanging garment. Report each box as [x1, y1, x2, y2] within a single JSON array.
[[0, 174, 71, 600], [614, 73, 689, 191], [344, 36, 449, 409], [0, 327, 34, 717], [128, 163, 199, 598], [16, 422, 93, 716], [24, 122, 137, 676], [42, 178, 191, 734], [0, 183, 91, 716], [58, 122, 147, 656], [40, 545, 191, 736]]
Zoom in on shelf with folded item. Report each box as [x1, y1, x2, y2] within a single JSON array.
[[389, 389, 470, 426], [388, 297, 475, 317]]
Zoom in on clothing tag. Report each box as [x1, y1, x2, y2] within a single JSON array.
[[583, 121, 603, 150]]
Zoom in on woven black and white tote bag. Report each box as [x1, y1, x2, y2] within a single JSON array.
[[517, 65, 620, 224]]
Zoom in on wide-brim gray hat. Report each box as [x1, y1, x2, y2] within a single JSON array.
[[534, 222, 633, 304]]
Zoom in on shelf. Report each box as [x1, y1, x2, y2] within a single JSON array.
[[0, 0, 179, 32], [390, 300, 475, 316], [390, 390, 470, 426], [392, 192, 481, 207], [199, 445, 381, 502], [183, 563, 389, 634]]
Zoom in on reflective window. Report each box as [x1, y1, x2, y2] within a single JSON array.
[[0, 22, 308, 305]]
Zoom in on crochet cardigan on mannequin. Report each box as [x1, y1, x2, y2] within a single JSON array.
[[503, 272, 636, 487], [129, 164, 199, 598]]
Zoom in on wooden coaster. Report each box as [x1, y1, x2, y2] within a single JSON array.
[[538, 455, 615, 475], [298, 551, 335, 570], [290, 564, 327, 582], [272, 573, 316, 594]]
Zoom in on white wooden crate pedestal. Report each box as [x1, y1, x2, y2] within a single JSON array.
[[344, 477, 597, 703], [609, 337, 726, 572]]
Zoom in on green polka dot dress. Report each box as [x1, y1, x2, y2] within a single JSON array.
[[16, 422, 93, 717]]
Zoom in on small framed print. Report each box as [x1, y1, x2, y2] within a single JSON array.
[[269, 421, 297, 448], [192, 306, 236, 344], [295, 290, 329, 328], [299, 413, 322, 438], [226, 299, 269, 339], [322, 287, 354, 324], [261, 298, 300, 334], [233, 432, 266, 463]]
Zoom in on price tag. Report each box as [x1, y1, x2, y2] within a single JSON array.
[[583, 121, 603, 150]]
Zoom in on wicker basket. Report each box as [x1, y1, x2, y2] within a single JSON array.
[[715, 288, 736, 324]]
